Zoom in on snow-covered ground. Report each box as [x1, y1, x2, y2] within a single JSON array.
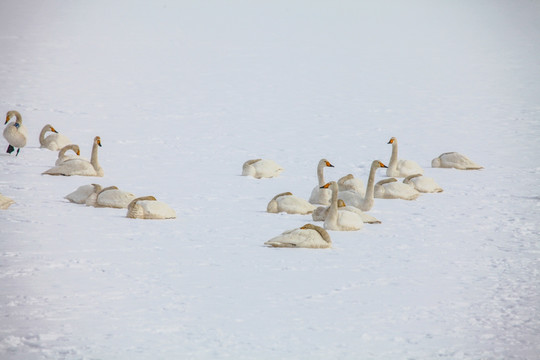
[[1, 1, 539, 359]]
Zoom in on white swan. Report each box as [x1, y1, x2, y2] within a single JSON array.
[[55, 144, 81, 165], [403, 174, 443, 193], [374, 178, 420, 200], [320, 181, 363, 231], [431, 152, 483, 170], [3, 110, 27, 156], [242, 159, 283, 178], [337, 160, 388, 211], [65, 184, 102, 204], [264, 223, 332, 249], [126, 196, 176, 219], [43, 136, 103, 177], [386, 137, 424, 177], [0, 193, 15, 209], [94, 186, 136, 209], [39, 124, 71, 151], [337, 173, 365, 197], [308, 158, 335, 205], [267, 192, 316, 215], [313, 199, 381, 224]]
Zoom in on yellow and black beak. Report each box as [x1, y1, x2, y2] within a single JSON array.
[[325, 161, 334, 167], [387, 138, 394, 144], [51, 126, 58, 133], [320, 183, 331, 189], [379, 161, 388, 168]]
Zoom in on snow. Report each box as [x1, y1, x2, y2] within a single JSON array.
[[1, 0, 540, 359]]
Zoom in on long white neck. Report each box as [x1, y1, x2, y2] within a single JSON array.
[[389, 141, 398, 172], [90, 140, 100, 171], [317, 161, 326, 186], [363, 161, 379, 209], [326, 182, 339, 226], [58, 144, 76, 159], [39, 126, 51, 145]]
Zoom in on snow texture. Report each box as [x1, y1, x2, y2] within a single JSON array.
[[1, 1, 540, 359]]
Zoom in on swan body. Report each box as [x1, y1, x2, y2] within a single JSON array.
[[336, 160, 388, 211], [39, 124, 71, 150], [127, 196, 176, 219], [267, 192, 316, 215], [403, 174, 443, 193], [242, 159, 283, 178], [55, 144, 81, 165], [321, 181, 363, 231], [313, 199, 381, 224], [309, 158, 335, 205], [337, 173, 365, 197], [65, 184, 102, 204], [43, 136, 103, 177], [3, 110, 27, 156], [386, 137, 424, 177], [265, 223, 332, 249], [431, 152, 483, 170], [374, 178, 420, 200], [93, 186, 136, 208], [0, 193, 15, 209]]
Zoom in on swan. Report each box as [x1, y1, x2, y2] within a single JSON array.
[[0, 193, 15, 209], [337, 160, 388, 211], [337, 173, 365, 197], [3, 110, 27, 156], [42, 136, 103, 177], [320, 181, 363, 231], [65, 184, 102, 204], [126, 196, 176, 219], [431, 152, 483, 170], [403, 174, 443, 193], [267, 192, 316, 215], [39, 124, 71, 151], [94, 186, 136, 209], [55, 144, 81, 165], [374, 178, 420, 200], [313, 199, 381, 224], [242, 159, 283, 178], [386, 137, 424, 177], [308, 158, 335, 205], [264, 223, 332, 249]]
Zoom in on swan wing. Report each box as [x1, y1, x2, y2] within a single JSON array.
[[265, 228, 329, 248]]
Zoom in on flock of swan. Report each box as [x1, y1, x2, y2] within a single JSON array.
[[1, 110, 176, 219], [243, 138, 483, 249]]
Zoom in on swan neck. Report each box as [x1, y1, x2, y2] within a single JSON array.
[[317, 163, 325, 186], [39, 126, 49, 145], [327, 183, 339, 222], [389, 141, 398, 170], [365, 162, 378, 200], [90, 140, 100, 170]]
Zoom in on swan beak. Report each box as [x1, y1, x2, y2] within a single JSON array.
[[97, 140, 102, 147], [320, 183, 331, 189], [51, 126, 58, 133], [387, 139, 394, 144], [326, 161, 334, 167], [76, 150, 80, 155], [4, 117, 9, 124], [379, 162, 388, 168]]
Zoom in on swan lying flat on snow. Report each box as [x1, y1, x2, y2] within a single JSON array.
[[39, 124, 71, 151], [337, 160, 388, 211], [374, 178, 420, 200], [65, 184, 102, 204], [267, 192, 316, 215], [431, 152, 483, 170], [308, 158, 335, 205], [337, 173, 365, 197], [93, 186, 136, 209], [264, 223, 332, 249], [0, 193, 15, 209], [242, 159, 283, 178], [320, 181, 364, 231], [3, 110, 27, 156], [403, 174, 443, 193], [313, 199, 381, 224], [386, 137, 424, 177], [43, 136, 103, 177], [55, 144, 81, 165], [126, 196, 176, 219]]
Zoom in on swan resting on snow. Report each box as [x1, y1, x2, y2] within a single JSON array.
[[3, 110, 27, 156], [267, 192, 316, 215], [337, 160, 388, 211], [431, 152, 483, 170], [320, 181, 364, 231], [309, 158, 335, 205], [127, 196, 176, 219], [386, 137, 424, 177], [403, 174, 443, 193], [313, 199, 381, 224], [55, 144, 81, 165], [91, 186, 136, 208], [337, 173, 365, 197], [65, 184, 102, 204], [0, 193, 15, 209], [264, 223, 332, 249], [39, 124, 71, 151], [374, 178, 420, 200], [242, 159, 283, 178], [43, 136, 103, 177]]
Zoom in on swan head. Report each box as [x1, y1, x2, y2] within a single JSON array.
[[376, 160, 388, 168], [50, 126, 58, 133], [95, 136, 102, 147], [320, 159, 334, 167], [337, 199, 346, 208], [387, 137, 396, 144], [320, 181, 337, 190], [5, 110, 21, 124]]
